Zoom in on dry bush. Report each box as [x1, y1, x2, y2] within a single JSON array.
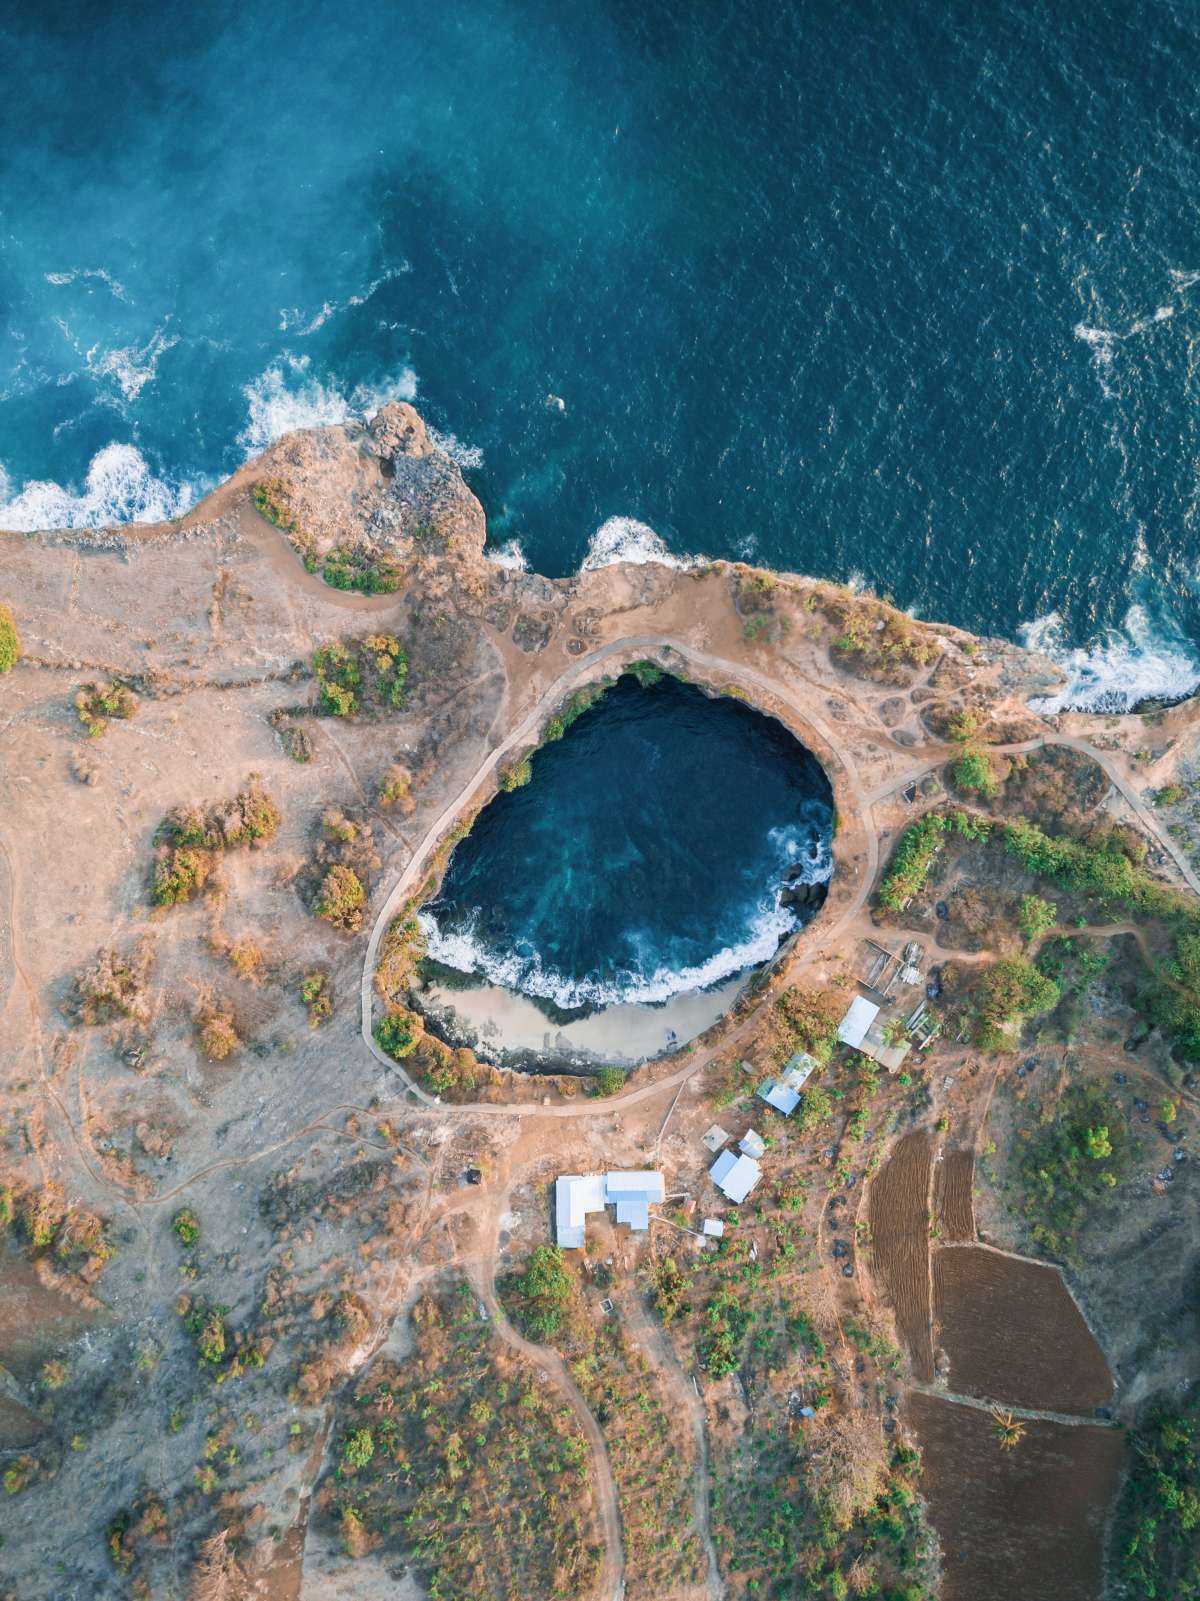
[[152, 782, 282, 907], [196, 1005, 240, 1061], [375, 915, 426, 1001], [804, 1407, 890, 1531], [188, 1529, 248, 1601], [306, 807, 380, 932], [378, 763, 415, 811], [74, 938, 154, 1025]]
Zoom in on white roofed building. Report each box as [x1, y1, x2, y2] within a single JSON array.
[[838, 996, 880, 1049], [709, 1149, 762, 1204], [555, 1171, 666, 1249]]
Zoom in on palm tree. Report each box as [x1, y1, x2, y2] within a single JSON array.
[[990, 1407, 1026, 1451]]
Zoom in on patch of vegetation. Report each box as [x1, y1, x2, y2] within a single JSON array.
[[320, 545, 401, 595], [321, 1285, 602, 1597], [1155, 783, 1187, 807], [374, 915, 427, 1000], [972, 956, 1060, 1050], [301, 971, 332, 1026], [877, 809, 990, 910], [74, 939, 153, 1025], [0, 1178, 112, 1282], [181, 1298, 265, 1378], [0, 601, 20, 672], [1018, 893, 1058, 943], [591, 1064, 626, 1097], [172, 1209, 200, 1247], [508, 1244, 573, 1340], [152, 783, 281, 907], [825, 589, 936, 683], [776, 985, 846, 1065], [314, 864, 366, 932], [253, 477, 301, 536], [374, 1007, 423, 1061], [196, 1004, 240, 1061], [307, 807, 379, 933], [542, 680, 611, 742], [75, 680, 137, 737], [499, 756, 532, 791], [313, 634, 408, 717], [377, 763, 414, 809], [952, 749, 999, 798], [1114, 1386, 1200, 1599], [1014, 1082, 1134, 1260], [625, 659, 664, 687]]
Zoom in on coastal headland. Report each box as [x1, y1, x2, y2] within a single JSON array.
[[1, 405, 1198, 1600]]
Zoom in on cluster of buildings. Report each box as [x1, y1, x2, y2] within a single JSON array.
[[553, 939, 939, 1250]]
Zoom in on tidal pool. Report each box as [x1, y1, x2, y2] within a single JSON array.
[[417, 672, 833, 1063]]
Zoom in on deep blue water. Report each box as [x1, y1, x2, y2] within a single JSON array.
[[422, 675, 833, 1007], [3, 0, 1200, 706]]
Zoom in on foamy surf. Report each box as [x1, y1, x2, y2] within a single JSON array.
[[485, 538, 529, 572], [420, 898, 799, 1010], [237, 357, 418, 457], [581, 516, 704, 571], [1023, 606, 1200, 715], [0, 443, 201, 531]]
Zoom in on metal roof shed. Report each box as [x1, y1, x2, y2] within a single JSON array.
[[838, 996, 880, 1049], [710, 1149, 762, 1204], [739, 1129, 767, 1158], [757, 1080, 801, 1116]]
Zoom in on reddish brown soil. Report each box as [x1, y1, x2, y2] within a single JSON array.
[[933, 1246, 1113, 1413], [868, 1130, 933, 1380], [934, 1147, 975, 1242], [0, 1255, 99, 1383], [906, 1392, 1124, 1601]]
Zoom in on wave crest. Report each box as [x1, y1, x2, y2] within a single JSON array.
[[1023, 606, 1200, 714], [0, 443, 200, 531], [237, 358, 418, 457], [581, 516, 704, 572]]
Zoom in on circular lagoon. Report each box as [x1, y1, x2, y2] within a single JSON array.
[[417, 671, 834, 1063]]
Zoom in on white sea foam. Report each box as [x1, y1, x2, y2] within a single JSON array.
[[278, 264, 411, 334], [485, 538, 529, 572], [236, 358, 418, 457], [1022, 606, 1200, 714], [44, 267, 129, 301], [581, 516, 703, 571], [1170, 268, 1200, 291], [86, 328, 178, 402], [0, 443, 200, 531], [428, 426, 484, 469], [420, 899, 800, 1010]]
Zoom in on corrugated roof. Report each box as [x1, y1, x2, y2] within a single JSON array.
[[710, 1149, 761, 1203], [838, 996, 880, 1048]]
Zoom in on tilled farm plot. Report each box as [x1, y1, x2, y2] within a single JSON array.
[[907, 1391, 1124, 1601], [868, 1129, 933, 1379], [934, 1145, 975, 1241], [933, 1245, 1112, 1413]]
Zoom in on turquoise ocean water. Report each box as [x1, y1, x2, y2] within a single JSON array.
[[4, 0, 1200, 711]]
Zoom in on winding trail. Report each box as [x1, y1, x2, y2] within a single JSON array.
[[619, 1284, 725, 1601], [467, 1263, 625, 1601]]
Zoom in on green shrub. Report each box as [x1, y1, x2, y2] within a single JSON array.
[[514, 1245, 573, 1339], [341, 1428, 375, 1470], [1155, 783, 1187, 807], [1018, 894, 1058, 943], [499, 758, 533, 792], [952, 749, 999, 798], [1015, 1083, 1132, 1259], [314, 865, 366, 932], [153, 846, 212, 907], [301, 971, 332, 1026], [313, 635, 408, 717], [973, 956, 1060, 1050], [542, 682, 611, 743], [592, 1065, 626, 1097], [1115, 1388, 1200, 1597], [75, 680, 137, 736], [374, 1008, 422, 1060], [0, 603, 20, 673], [172, 1209, 200, 1247]]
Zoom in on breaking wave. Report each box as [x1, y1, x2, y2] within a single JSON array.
[[1023, 606, 1200, 714], [421, 897, 801, 1010], [423, 815, 833, 1010], [0, 443, 200, 531], [485, 538, 529, 571], [237, 358, 418, 456], [581, 515, 705, 571]]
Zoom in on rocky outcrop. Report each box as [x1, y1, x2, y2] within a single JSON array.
[[246, 401, 487, 570]]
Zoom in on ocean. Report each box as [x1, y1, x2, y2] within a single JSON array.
[[3, 0, 1200, 709]]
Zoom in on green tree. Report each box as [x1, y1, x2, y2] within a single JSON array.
[[516, 1245, 573, 1339], [374, 1008, 422, 1060], [973, 956, 1060, 1050], [952, 750, 999, 799], [1082, 1126, 1112, 1160], [1018, 894, 1058, 943], [592, 1065, 626, 1097], [341, 1429, 375, 1470]]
